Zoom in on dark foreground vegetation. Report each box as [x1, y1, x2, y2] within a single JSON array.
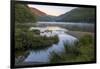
[[50, 34, 95, 63], [15, 24, 59, 51]]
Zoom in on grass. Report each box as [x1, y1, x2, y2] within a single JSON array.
[[15, 50, 30, 64], [15, 25, 59, 51], [50, 34, 95, 63]]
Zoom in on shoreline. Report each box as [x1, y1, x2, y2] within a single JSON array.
[[66, 31, 94, 39]]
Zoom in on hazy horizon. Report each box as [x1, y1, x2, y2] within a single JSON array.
[[28, 4, 77, 16]]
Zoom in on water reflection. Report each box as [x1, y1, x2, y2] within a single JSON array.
[[37, 22, 94, 32], [24, 27, 78, 63]]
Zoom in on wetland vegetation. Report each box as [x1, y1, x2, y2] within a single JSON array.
[[14, 3, 95, 65], [50, 34, 95, 63]]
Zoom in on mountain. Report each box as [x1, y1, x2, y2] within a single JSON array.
[[29, 7, 56, 22], [29, 7, 47, 16], [15, 4, 95, 23], [15, 4, 36, 23], [55, 7, 95, 23]]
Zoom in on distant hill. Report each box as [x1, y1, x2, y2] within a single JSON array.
[[29, 7, 47, 16], [15, 4, 36, 23], [55, 7, 95, 23], [15, 4, 95, 23], [29, 7, 56, 22]]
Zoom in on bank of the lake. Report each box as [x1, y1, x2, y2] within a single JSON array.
[[15, 22, 95, 65], [67, 31, 94, 39], [50, 33, 95, 63], [15, 24, 59, 51]]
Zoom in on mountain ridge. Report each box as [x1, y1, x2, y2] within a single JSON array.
[[28, 7, 56, 21], [15, 4, 95, 23], [29, 7, 47, 16], [55, 7, 95, 23]]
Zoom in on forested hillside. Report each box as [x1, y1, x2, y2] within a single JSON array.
[[15, 4, 95, 23], [55, 7, 95, 23], [15, 4, 36, 23]]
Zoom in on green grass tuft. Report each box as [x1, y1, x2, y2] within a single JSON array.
[[50, 34, 95, 63]]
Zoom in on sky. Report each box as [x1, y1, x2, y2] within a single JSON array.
[[28, 4, 76, 16]]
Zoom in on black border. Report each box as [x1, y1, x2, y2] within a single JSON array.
[[11, 1, 97, 68]]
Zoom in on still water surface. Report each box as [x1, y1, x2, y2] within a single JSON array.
[[24, 26, 78, 63], [20, 22, 94, 63]]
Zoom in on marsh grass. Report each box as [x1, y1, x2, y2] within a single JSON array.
[[15, 50, 30, 64], [15, 25, 59, 51], [50, 34, 95, 63]]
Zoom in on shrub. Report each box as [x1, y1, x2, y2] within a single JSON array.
[[15, 28, 59, 51]]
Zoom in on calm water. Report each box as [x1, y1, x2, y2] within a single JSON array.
[[17, 22, 94, 63], [36, 22, 94, 32], [24, 26, 78, 63]]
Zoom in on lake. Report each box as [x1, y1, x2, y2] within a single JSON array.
[[36, 22, 94, 32], [16, 22, 94, 64], [23, 26, 78, 63], [17, 22, 94, 32]]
